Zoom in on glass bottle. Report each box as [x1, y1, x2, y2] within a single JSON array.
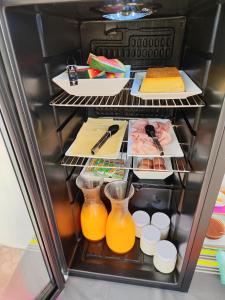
[[104, 180, 135, 254], [76, 175, 108, 241]]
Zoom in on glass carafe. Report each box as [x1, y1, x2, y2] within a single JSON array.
[[76, 175, 108, 241], [104, 180, 135, 254]]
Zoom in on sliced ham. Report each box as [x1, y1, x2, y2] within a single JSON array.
[[131, 119, 172, 155]]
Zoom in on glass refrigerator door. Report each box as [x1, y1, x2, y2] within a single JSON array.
[[0, 113, 65, 299], [197, 175, 225, 279]]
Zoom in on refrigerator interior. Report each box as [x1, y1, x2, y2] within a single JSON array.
[[2, 0, 225, 290]]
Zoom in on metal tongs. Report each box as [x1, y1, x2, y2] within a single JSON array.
[[91, 124, 119, 155], [66, 56, 78, 86], [145, 124, 164, 156]]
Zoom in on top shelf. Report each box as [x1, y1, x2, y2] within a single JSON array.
[[50, 79, 205, 109]]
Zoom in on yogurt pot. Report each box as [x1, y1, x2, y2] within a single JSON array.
[[140, 225, 161, 256], [132, 210, 150, 238], [151, 212, 170, 239], [153, 240, 177, 273], [176, 243, 187, 272]]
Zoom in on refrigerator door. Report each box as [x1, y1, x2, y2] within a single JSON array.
[[0, 55, 66, 298]]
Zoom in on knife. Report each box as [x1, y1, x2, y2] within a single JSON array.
[[145, 124, 164, 156], [91, 124, 119, 155]]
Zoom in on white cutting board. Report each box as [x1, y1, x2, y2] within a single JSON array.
[[131, 70, 202, 100], [127, 118, 184, 158]]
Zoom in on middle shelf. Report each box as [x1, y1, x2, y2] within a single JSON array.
[[50, 86, 205, 108], [61, 141, 191, 173]]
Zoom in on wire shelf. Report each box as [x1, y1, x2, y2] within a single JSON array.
[[61, 142, 190, 173], [50, 84, 205, 108]]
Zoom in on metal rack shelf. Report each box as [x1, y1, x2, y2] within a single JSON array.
[[50, 85, 204, 108], [61, 142, 191, 173]]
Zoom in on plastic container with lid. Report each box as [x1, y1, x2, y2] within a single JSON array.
[[132, 211, 150, 238], [151, 212, 170, 239], [176, 243, 187, 272], [140, 225, 161, 256], [153, 240, 177, 273]]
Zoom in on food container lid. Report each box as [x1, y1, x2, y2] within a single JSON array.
[[141, 225, 161, 243], [155, 240, 177, 262], [132, 211, 150, 227], [151, 212, 170, 229]]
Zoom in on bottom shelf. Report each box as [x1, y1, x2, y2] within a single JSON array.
[[69, 237, 179, 287]]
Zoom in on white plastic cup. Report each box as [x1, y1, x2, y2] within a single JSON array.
[[140, 225, 161, 256], [132, 211, 150, 238], [151, 212, 170, 239], [176, 243, 187, 272], [153, 240, 177, 273]]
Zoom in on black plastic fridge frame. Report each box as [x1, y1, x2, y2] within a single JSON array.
[[1, 0, 225, 293]]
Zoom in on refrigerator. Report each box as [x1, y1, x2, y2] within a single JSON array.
[[1, 0, 225, 297]]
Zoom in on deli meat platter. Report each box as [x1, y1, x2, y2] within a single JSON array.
[[127, 118, 184, 158]]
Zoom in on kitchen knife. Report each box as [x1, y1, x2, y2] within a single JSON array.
[[145, 124, 164, 156], [91, 124, 119, 155]]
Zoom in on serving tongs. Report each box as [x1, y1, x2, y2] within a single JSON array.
[[145, 124, 164, 156], [91, 124, 119, 155]]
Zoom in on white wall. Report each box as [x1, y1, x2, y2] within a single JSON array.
[[0, 132, 34, 249]]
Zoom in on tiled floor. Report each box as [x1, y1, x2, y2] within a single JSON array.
[[0, 245, 23, 297]]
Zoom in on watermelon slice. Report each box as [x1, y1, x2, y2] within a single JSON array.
[[87, 53, 125, 73], [106, 72, 125, 78], [77, 67, 106, 79]]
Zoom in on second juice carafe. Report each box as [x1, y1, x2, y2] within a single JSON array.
[[104, 180, 135, 254]]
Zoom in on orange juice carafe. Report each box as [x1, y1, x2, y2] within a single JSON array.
[[105, 180, 135, 254], [76, 175, 108, 241]]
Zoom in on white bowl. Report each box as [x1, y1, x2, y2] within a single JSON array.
[[52, 65, 131, 96]]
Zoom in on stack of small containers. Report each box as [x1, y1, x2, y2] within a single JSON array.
[[132, 210, 177, 274]]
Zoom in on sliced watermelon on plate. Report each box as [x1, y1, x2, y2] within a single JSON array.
[[87, 53, 126, 73]]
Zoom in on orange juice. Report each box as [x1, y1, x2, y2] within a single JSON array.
[[106, 208, 135, 254], [81, 203, 108, 241]]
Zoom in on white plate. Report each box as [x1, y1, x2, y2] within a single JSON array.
[[52, 65, 130, 96], [127, 118, 184, 158], [130, 70, 202, 100], [133, 157, 173, 180], [80, 153, 131, 183]]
